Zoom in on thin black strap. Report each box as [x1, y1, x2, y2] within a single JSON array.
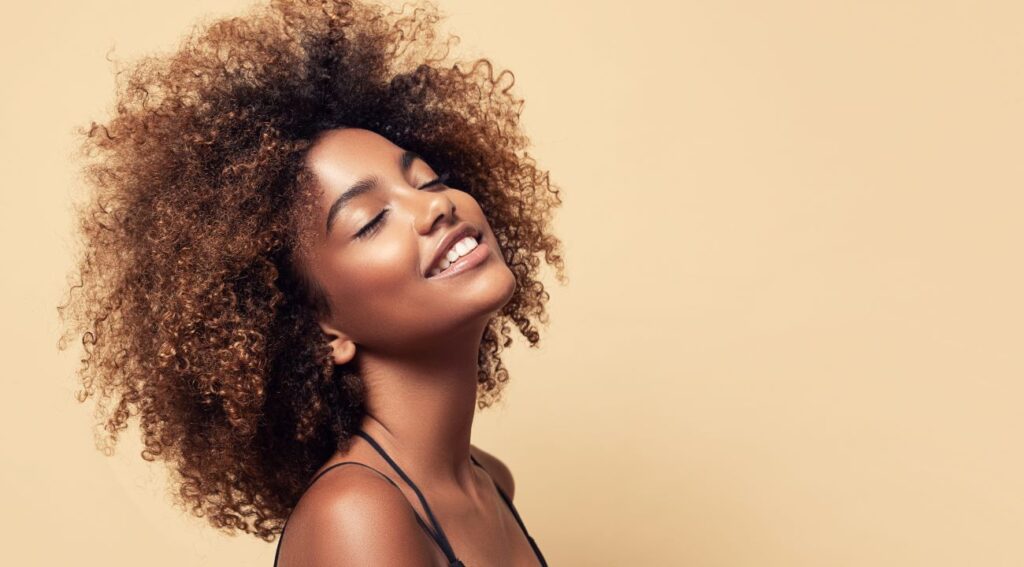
[[469, 455, 549, 567], [273, 461, 447, 567], [355, 429, 464, 565]]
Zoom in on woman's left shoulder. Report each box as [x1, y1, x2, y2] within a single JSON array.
[[470, 444, 516, 500]]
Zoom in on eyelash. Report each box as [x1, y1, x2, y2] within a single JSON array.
[[353, 172, 451, 240]]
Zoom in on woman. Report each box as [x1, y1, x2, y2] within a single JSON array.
[[57, 0, 565, 565]]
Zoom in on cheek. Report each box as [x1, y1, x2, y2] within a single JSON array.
[[454, 192, 506, 260], [319, 239, 419, 325], [453, 189, 484, 215], [452, 191, 492, 235], [333, 245, 412, 296]]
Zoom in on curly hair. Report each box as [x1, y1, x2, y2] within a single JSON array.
[[57, 0, 565, 542]]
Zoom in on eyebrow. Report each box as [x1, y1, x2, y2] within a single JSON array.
[[325, 149, 422, 235]]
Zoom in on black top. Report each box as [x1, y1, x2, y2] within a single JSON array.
[[273, 429, 549, 566]]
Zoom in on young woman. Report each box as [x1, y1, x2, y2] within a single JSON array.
[[58, 0, 565, 565]]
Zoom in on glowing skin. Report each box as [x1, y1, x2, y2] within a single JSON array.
[[280, 128, 537, 566], [303, 128, 516, 357]]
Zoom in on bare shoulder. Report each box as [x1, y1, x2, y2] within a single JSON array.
[[276, 463, 436, 567], [470, 444, 516, 500]]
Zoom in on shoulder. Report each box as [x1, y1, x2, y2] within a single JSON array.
[[276, 463, 436, 567], [470, 444, 516, 500]]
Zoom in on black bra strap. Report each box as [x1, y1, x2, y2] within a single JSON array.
[[273, 460, 446, 567], [355, 429, 461, 564], [468, 455, 549, 567]]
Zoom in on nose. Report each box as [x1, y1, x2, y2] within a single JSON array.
[[413, 186, 456, 235]]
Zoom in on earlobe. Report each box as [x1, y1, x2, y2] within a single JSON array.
[[318, 321, 357, 366]]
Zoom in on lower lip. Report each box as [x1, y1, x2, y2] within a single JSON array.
[[427, 241, 490, 280]]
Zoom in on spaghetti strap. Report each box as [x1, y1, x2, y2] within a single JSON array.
[[469, 455, 550, 567], [272, 460, 447, 567], [274, 433, 548, 567], [354, 429, 465, 566]]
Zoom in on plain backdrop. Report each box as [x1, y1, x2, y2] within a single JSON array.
[[3, 0, 1023, 565]]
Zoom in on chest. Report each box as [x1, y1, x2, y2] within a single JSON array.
[[420, 490, 542, 567]]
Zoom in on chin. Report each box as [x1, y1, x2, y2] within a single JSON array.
[[442, 266, 517, 330]]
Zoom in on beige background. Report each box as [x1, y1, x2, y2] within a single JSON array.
[[3, 0, 1022, 565]]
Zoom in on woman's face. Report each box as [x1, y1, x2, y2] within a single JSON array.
[[301, 128, 516, 355]]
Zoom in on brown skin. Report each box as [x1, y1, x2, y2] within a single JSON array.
[[57, 0, 566, 556], [277, 128, 533, 566], [281, 444, 523, 567]]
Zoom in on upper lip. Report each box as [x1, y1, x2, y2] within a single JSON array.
[[425, 222, 482, 276]]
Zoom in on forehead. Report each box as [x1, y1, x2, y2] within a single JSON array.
[[305, 128, 402, 188]]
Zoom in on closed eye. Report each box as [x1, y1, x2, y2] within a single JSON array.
[[354, 169, 454, 238], [354, 209, 388, 240], [418, 171, 450, 190], [353, 172, 450, 240]]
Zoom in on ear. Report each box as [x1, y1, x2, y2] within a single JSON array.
[[318, 320, 357, 366]]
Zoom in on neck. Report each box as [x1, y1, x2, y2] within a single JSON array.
[[354, 324, 485, 496]]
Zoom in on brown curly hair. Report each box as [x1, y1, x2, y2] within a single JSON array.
[[57, 0, 565, 542]]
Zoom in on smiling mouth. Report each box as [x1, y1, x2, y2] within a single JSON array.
[[426, 234, 489, 279]]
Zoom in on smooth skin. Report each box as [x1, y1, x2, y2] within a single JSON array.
[[276, 128, 537, 566]]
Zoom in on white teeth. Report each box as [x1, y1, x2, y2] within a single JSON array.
[[429, 235, 479, 277]]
